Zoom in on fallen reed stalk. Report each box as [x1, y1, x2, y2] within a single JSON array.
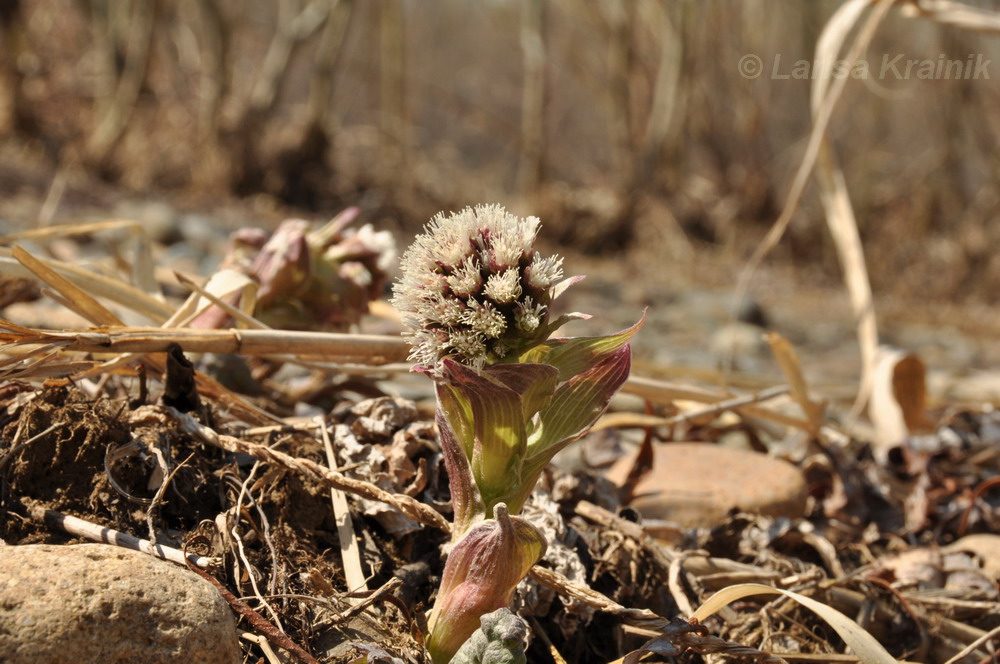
[[29, 504, 218, 569], [0, 324, 410, 365]]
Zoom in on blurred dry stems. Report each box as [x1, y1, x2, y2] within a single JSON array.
[[780, 0, 1000, 412], [0, 0, 997, 304]]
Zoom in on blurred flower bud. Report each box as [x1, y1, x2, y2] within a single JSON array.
[[193, 209, 395, 331]]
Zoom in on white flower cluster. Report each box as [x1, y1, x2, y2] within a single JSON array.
[[392, 205, 566, 371]]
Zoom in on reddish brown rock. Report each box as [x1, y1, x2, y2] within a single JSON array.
[[608, 443, 808, 528]]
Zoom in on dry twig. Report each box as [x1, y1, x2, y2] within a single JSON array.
[[0, 324, 410, 365], [29, 505, 217, 569], [317, 416, 369, 603], [183, 537, 319, 664]]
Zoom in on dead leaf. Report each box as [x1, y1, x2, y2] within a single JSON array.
[[870, 347, 934, 458]]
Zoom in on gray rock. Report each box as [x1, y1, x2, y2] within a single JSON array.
[[0, 543, 240, 664], [179, 213, 229, 256], [114, 200, 181, 245]]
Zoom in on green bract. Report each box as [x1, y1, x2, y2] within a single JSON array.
[[436, 319, 641, 534]]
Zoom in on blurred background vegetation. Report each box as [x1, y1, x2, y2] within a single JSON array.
[[0, 0, 997, 302]]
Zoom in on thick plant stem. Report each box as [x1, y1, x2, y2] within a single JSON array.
[[435, 404, 483, 539]]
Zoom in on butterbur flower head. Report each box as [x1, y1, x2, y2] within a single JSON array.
[[251, 219, 313, 302], [513, 297, 544, 333], [392, 205, 572, 373], [523, 253, 564, 290]]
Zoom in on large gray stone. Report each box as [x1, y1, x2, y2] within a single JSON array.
[[0, 543, 240, 664]]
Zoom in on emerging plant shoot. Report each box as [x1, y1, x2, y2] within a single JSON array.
[[392, 205, 640, 662]]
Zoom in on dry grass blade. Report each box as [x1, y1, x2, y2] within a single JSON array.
[[0, 219, 137, 244], [621, 375, 738, 404], [0, 318, 39, 335], [172, 270, 265, 329], [317, 417, 369, 603], [808, 0, 892, 419], [728, 0, 891, 396], [621, 376, 811, 430], [828, 587, 990, 662], [0, 341, 64, 368], [766, 332, 823, 434], [814, 146, 878, 420], [809, 0, 881, 114], [808, 0, 1000, 418], [691, 583, 898, 663], [0, 249, 173, 323], [5, 359, 98, 381], [38, 288, 94, 325], [125, 222, 160, 302], [0, 219, 163, 302], [0, 318, 287, 425], [2, 332, 291, 430], [901, 0, 1000, 32], [12, 245, 123, 326], [593, 384, 792, 432]]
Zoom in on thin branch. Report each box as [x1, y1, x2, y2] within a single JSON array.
[[29, 505, 218, 569]]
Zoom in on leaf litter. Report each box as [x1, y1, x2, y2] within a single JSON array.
[[0, 221, 997, 664]]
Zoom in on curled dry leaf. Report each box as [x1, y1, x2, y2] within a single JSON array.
[[691, 583, 898, 664], [870, 346, 935, 458]]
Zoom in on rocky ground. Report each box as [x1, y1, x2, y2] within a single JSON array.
[[0, 201, 998, 664]]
